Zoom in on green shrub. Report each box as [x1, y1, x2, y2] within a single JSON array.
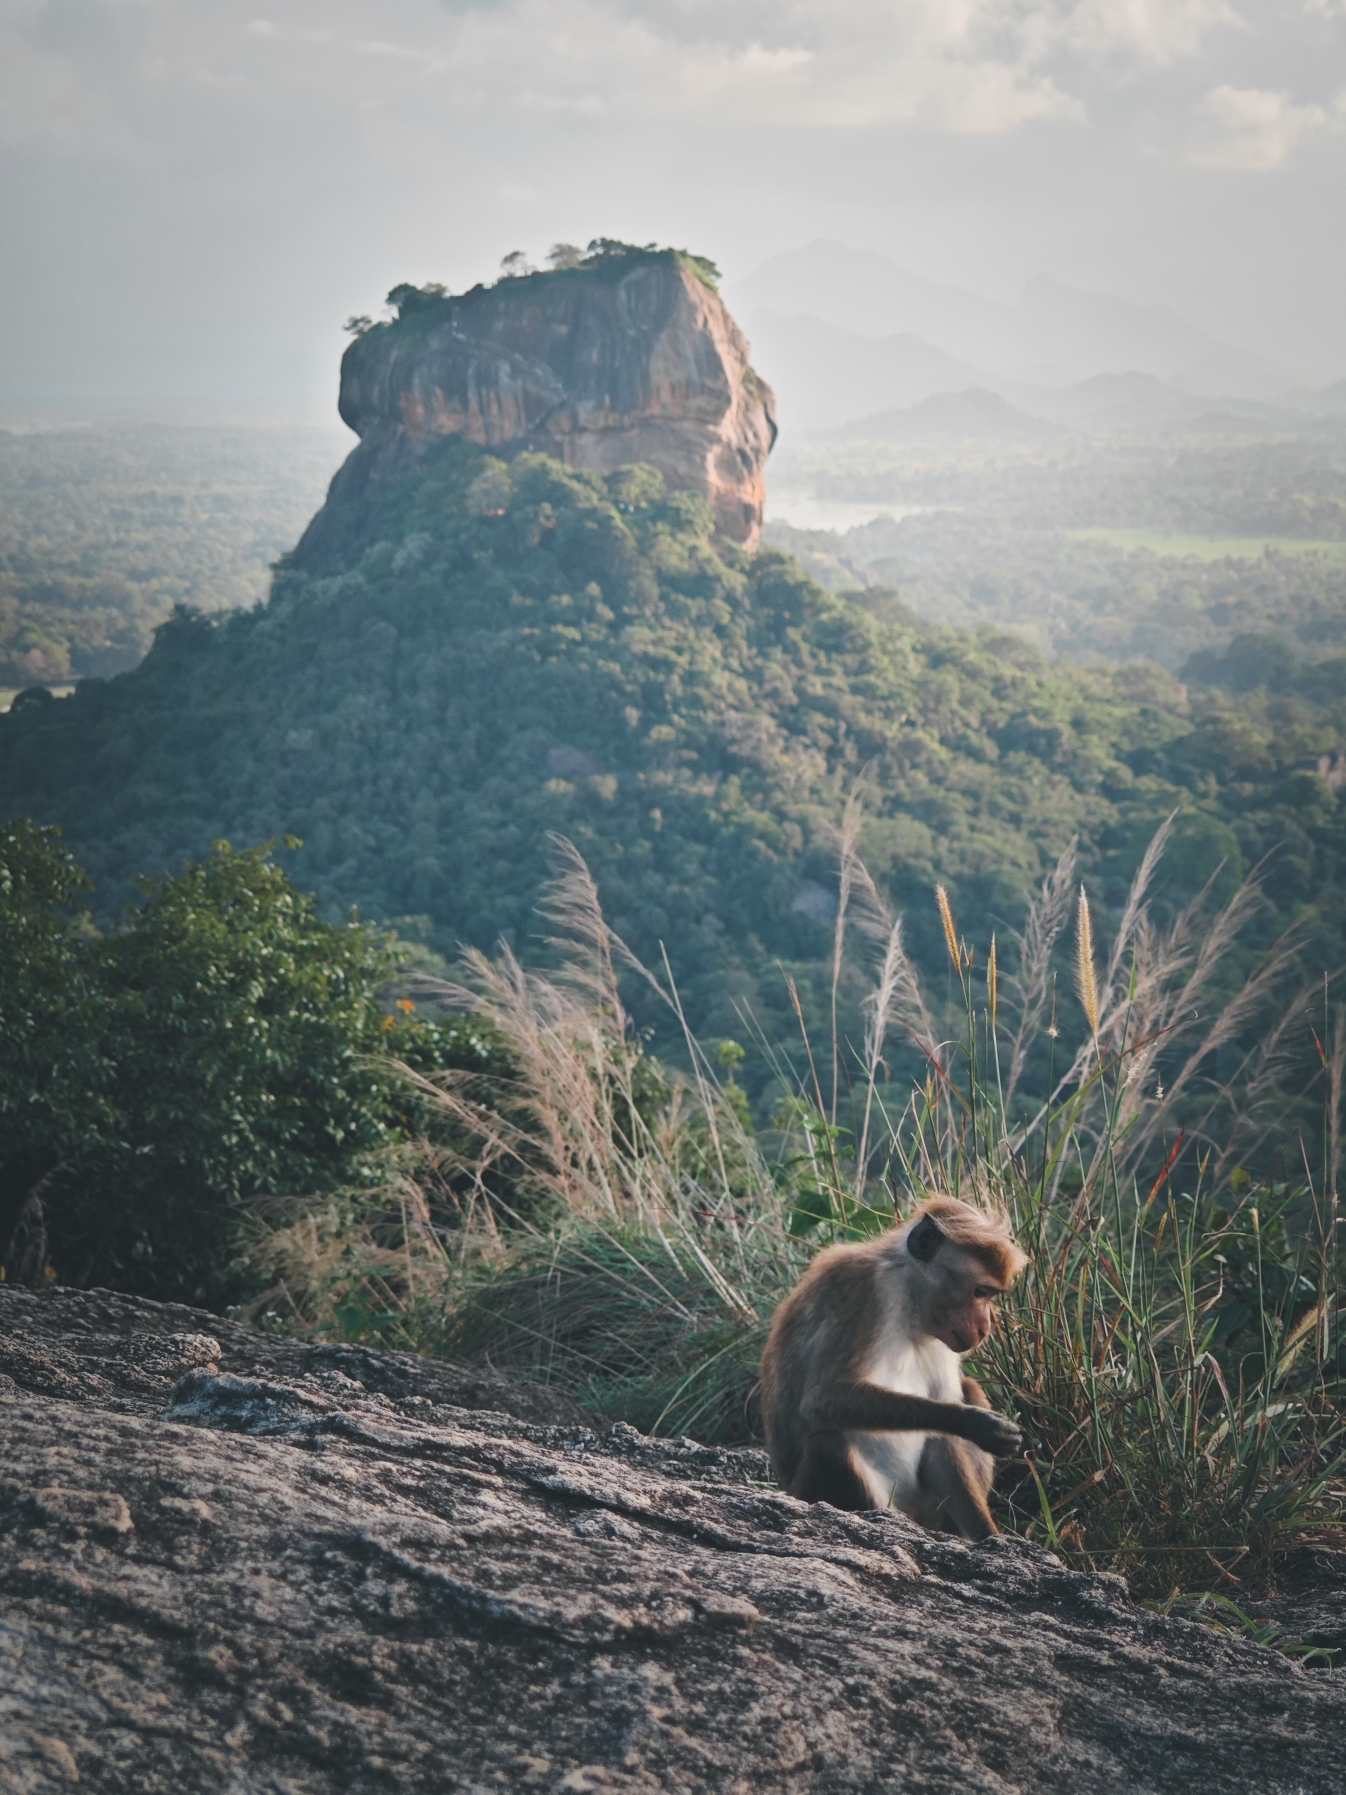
[[0, 823, 442, 1305]]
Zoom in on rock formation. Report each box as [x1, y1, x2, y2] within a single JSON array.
[[4, 1285, 1345, 1792], [300, 247, 777, 559]]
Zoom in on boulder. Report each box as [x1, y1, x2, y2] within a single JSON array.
[[2, 1284, 1343, 1792], [301, 251, 777, 558]]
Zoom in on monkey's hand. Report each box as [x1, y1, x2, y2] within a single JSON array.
[[963, 1408, 1022, 1457]]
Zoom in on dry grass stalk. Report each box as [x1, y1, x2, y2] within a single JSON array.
[[935, 884, 960, 971], [1328, 1003, 1345, 1209], [849, 863, 938, 1189], [1004, 837, 1077, 1104], [823, 781, 871, 1123], [1103, 810, 1176, 995], [1075, 887, 1100, 1039], [987, 936, 998, 1030], [997, 834, 1303, 1202]]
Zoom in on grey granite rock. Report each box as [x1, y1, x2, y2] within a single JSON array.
[[0, 1284, 592, 1428], [1, 1285, 1342, 1792]]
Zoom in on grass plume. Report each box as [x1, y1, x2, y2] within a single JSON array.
[[1075, 885, 1100, 1038]]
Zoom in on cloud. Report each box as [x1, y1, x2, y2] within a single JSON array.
[[1192, 81, 1345, 168], [249, 19, 332, 45], [737, 44, 813, 74], [1058, 0, 1242, 65], [0, 0, 1087, 144], [0, 0, 1327, 163], [430, 0, 1086, 134]]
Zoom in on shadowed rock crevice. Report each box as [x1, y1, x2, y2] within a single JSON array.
[[2, 1285, 1343, 1792]]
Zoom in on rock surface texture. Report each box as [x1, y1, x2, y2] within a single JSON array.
[[302, 254, 777, 555], [2, 1285, 1344, 1794]]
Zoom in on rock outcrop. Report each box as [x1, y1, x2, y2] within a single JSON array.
[[301, 249, 776, 558], [3, 1284, 1345, 1793]]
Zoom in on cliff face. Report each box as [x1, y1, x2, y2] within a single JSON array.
[[304, 253, 777, 558]]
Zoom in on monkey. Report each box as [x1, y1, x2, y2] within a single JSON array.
[[760, 1197, 1028, 1541]]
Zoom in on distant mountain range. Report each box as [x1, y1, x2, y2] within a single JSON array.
[[742, 313, 985, 434], [728, 241, 1344, 438], [822, 372, 1340, 445], [833, 388, 1059, 443]]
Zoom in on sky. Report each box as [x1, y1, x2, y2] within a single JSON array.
[[2, 0, 1344, 421]]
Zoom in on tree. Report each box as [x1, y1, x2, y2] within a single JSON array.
[[384, 282, 447, 319], [0, 832, 410, 1305], [0, 822, 110, 1282]]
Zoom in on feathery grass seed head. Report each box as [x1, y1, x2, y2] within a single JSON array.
[[1076, 886, 1100, 1036], [988, 935, 998, 1027], [935, 884, 960, 970]]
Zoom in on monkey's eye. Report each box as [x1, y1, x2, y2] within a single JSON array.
[[974, 1286, 1000, 1300]]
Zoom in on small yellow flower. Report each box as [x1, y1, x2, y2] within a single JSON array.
[[396, 998, 416, 1014]]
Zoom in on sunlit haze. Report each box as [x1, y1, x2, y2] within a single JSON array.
[[2, 0, 1344, 425]]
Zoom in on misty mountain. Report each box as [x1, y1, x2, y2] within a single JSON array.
[[1012, 373, 1208, 434], [834, 388, 1061, 443], [743, 311, 987, 434], [1005, 373, 1312, 436], [732, 241, 1294, 398], [1285, 378, 1346, 416]]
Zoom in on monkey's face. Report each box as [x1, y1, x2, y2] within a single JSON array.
[[923, 1248, 1005, 1355]]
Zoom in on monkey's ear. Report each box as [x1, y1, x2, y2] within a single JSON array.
[[907, 1213, 944, 1263]]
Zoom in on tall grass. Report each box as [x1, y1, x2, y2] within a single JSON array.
[[239, 823, 1345, 1597], [860, 833, 1344, 1595], [238, 839, 806, 1436]]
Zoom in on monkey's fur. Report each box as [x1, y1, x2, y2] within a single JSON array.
[[760, 1198, 1027, 1540]]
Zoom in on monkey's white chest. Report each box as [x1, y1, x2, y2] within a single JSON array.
[[846, 1334, 962, 1513]]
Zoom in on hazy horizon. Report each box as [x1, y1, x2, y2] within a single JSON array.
[[2, 0, 1344, 427]]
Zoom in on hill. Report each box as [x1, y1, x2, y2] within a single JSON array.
[[835, 387, 1060, 443], [730, 241, 1292, 394], [744, 312, 985, 433], [3, 432, 1343, 1060], [325, 242, 776, 549]]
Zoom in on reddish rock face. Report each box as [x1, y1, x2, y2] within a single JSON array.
[[330, 256, 776, 546]]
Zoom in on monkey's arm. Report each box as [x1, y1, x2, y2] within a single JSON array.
[[803, 1381, 1021, 1456]]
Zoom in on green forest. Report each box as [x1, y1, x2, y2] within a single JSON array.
[[766, 424, 1346, 674], [3, 435, 1343, 1058], [768, 515, 1346, 672], [770, 430, 1346, 541], [0, 423, 347, 688]]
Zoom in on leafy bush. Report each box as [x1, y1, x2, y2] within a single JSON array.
[[0, 823, 459, 1305]]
